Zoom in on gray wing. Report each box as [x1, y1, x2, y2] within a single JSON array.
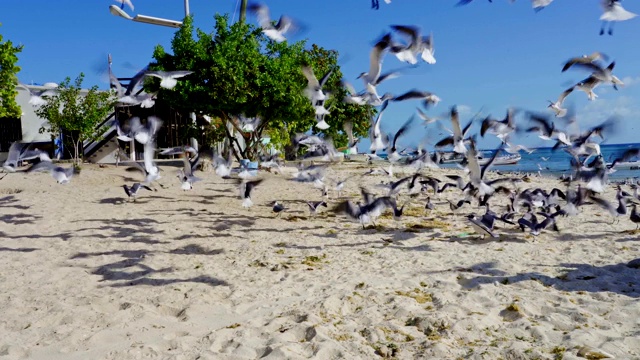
[[26, 160, 55, 173], [368, 34, 391, 83], [248, 3, 273, 29], [301, 66, 320, 88], [3, 142, 22, 167]]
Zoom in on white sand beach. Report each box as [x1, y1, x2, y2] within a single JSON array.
[[1, 161, 639, 359]]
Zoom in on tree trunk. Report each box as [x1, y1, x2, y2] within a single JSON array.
[[76, 139, 82, 166], [223, 120, 243, 163], [239, 0, 248, 23]]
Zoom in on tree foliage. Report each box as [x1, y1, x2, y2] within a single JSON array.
[[149, 14, 373, 161], [0, 25, 23, 119], [35, 73, 117, 165]]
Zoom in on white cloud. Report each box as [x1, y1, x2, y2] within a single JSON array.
[[457, 104, 472, 116], [577, 96, 640, 143], [620, 76, 640, 87]]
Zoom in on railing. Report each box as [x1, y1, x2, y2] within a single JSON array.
[[82, 77, 146, 158]]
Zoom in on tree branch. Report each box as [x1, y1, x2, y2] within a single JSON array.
[[220, 111, 244, 162]]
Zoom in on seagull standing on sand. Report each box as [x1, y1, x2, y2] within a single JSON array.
[[272, 201, 287, 217]]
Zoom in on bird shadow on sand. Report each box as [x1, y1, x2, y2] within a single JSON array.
[[0, 213, 42, 225], [448, 235, 528, 245], [0, 231, 72, 241], [98, 197, 128, 205], [457, 260, 640, 298], [117, 175, 144, 183], [168, 244, 224, 256], [0, 246, 39, 252], [70, 248, 229, 288], [78, 218, 164, 226], [0, 195, 30, 210]]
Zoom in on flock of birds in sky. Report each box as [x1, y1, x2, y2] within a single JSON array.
[[3, 0, 640, 240], [373, 0, 637, 36]]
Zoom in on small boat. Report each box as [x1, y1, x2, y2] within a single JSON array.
[[479, 154, 521, 166], [438, 152, 521, 166], [606, 160, 640, 171]]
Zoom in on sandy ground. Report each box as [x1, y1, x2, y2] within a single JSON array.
[[0, 159, 639, 360]]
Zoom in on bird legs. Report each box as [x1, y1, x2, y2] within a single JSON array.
[[600, 21, 614, 36]]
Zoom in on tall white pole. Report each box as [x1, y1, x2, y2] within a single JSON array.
[[184, 0, 190, 16]]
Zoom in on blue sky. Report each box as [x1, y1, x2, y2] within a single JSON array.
[[2, 0, 640, 150]]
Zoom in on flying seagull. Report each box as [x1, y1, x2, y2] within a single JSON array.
[[564, 61, 623, 90], [358, 33, 392, 89], [26, 83, 58, 107], [302, 65, 334, 108], [547, 87, 573, 118], [561, 52, 609, 72], [177, 153, 202, 190], [307, 200, 328, 215], [435, 105, 473, 154], [144, 71, 194, 90], [212, 150, 234, 179], [239, 179, 264, 208], [129, 116, 163, 145], [123, 183, 153, 202], [393, 89, 441, 109], [2, 142, 51, 172], [26, 160, 79, 184], [248, 2, 299, 42], [113, 0, 134, 11], [387, 115, 414, 162], [600, 0, 637, 35], [334, 196, 396, 229]]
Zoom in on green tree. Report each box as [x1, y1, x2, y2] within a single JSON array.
[[149, 14, 373, 161], [35, 73, 116, 165], [0, 25, 23, 119]]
